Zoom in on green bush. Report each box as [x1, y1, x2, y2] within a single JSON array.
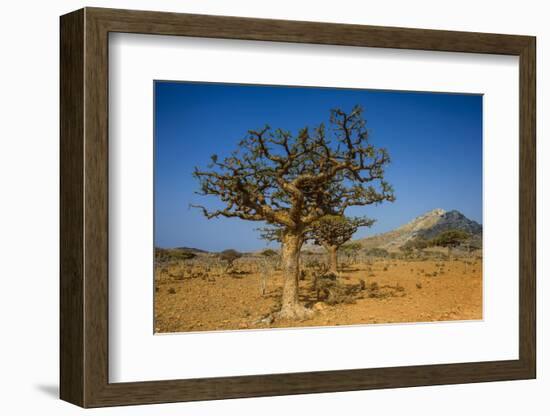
[[314, 272, 364, 305], [429, 229, 470, 248], [218, 249, 243, 270], [365, 248, 389, 258], [261, 249, 278, 257], [155, 248, 196, 263]]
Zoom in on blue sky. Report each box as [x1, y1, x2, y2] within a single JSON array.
[[154, 81, 482, 252]]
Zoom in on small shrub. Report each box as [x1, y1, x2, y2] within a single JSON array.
[[365, 248, 389, 258], [367, 282, 383, 298], [416, 282, 422, 289], [314, 272, 363, 305], [218, 249, 243, 271], [168, 287, 176, 294], [367, 282, 405, 299]]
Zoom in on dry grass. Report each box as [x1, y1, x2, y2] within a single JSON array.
[[154, 256, 482, 333]]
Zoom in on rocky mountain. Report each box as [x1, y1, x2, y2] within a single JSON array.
[[358, 208, 482, 251]]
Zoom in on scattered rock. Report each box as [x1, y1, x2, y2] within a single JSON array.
[[254, 315, 274, 325], [313, 302, 326, 311]]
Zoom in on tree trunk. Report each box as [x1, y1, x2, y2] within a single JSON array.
[[325, 244, 339, 274], [278, 231, 311, 319]]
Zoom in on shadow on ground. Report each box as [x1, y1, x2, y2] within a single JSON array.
[[35, 384, 58, 399]]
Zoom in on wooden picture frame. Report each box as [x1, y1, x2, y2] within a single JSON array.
[[60, 7, 536, 408]]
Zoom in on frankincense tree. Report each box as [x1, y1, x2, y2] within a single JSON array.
[[192, 105, 394, 318], [309, 215, 373, 273]]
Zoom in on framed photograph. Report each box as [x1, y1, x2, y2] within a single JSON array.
[[60, 7, 536, 408]]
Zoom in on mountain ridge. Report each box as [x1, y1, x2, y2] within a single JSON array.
[[358, 208, 482, 251]]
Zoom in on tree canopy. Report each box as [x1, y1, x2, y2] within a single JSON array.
[[218, 249, 242, 269], [309, 215, 374, 249], [429, 229, 470, 248], [193, 105, 394, 233]]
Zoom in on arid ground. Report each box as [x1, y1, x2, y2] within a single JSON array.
[[154, 254, 482, 333]]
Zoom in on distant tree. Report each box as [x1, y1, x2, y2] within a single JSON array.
[[399, 244, 413, 256], [429, 229, 470, 256], [341, 241, 363, 267], [218, 249, 243, 272], [365, 247, 389, 258], [261, 249, 278, 258], [193, 106, 394, 318], [399, 236, 429, 256], [412, 237, 429, 250], [258, 249, 279, 296], [154, 248, 196, 264], [259, 247, 280, 272], [310, 215, 373, 273], [466, 238, 482, 251]]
